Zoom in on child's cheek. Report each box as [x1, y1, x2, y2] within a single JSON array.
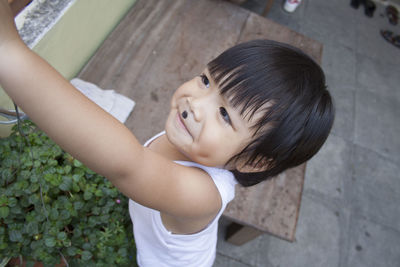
[[191, 142, 232, 167]]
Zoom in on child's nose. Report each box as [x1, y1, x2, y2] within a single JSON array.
[[186, 97, 203, 122]]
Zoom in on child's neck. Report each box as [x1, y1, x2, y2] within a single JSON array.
[[148, 134, 192, 162]]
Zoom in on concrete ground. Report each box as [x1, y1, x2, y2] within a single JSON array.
[[215, 0, 400, 266]]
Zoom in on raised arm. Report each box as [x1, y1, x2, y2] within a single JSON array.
[[0, 1, 221, 221], [0, 0, 142, 182]]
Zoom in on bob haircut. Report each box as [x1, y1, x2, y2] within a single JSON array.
[[207, 39, 334, 187]]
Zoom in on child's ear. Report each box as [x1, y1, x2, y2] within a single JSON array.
[[234, 157, 271, 173]]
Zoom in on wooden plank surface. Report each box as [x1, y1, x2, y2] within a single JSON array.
[[78, 0, 322, 241], [223, 13, 322, 242]]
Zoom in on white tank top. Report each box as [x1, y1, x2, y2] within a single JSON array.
[[129, 131, 237, 267]]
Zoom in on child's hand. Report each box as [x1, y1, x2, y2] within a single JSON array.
[[0, 0, 22, 51]]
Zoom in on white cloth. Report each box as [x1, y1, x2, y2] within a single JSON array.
[[129, 131, 237, 267], [70, 78, 135, 123]]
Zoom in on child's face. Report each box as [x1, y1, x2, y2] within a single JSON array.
[[165, 69, 258, 169]]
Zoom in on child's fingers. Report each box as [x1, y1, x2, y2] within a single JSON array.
[[0, 0, 13, 21], [0, 0, 20, 50]]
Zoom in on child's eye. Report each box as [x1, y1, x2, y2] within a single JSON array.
[[219, 107, 231, 125], [200, 74, 210, 88]]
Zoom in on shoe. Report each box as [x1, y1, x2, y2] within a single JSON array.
[[386, 5, 398, 25], [380, 30, 400, 48], [283, 0, 302, 13], [351, 0, 360, 9], [364, 0, 376, 17]]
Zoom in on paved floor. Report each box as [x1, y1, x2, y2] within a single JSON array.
[[215, 0, 400, 266]]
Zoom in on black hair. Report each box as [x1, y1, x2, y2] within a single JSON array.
[[207, 39, 334, 187]]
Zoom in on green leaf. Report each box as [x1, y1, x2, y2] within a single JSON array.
[[49, 209, 59, 220], [83, 191, 92, 200], [59, 183, 70, 191], [44, 236, 56, 247], [28, 194, 40, 205], [10, 205, 22, 214], [49, 227, 59, 236], [82, 242, 91, 250], [67, 246, 77, 256], [72, 174, 82, 182], [36, 213, 46, 222], [33, 160, 41, 168], [9, 230, 22, 242], [73, 201, 84, 211], [59, 176, 72, 191], [86, 168, 96, 175], [0, 195, 7, 205], [57, 231, 67, 240], [62, 239, 71, 247], [64, 202, 73, 210], [92, 207, 100, 215], [29, 183, 40, 193], [88, 217, 98, 227], [118, 247, 128, 257], [25, 160, 33, 167], [0, 242, 7, 250], [95, 189, 103, 197], [81, 250, 92, 261], [48, 159, 58, 166], [73, 159, 83, 168], [16, 180, 29, 190], [100, 214, 110, 222], [74, 168, 85, 178], [25, 222, 39, 234], [56, 166, 65, 174], [73, 228, 82, 238], [60, 210, 70, 220], [30, 173, 39, 183], [71, 183, 80, 193], [44, 173, 55, 182], [64, 165, 72, 174], [20, 196, 30, 207], [0, 206, 9, 218], [110, 188, 118, 197]]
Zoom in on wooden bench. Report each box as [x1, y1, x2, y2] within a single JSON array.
[[78, 0, 322, 245]]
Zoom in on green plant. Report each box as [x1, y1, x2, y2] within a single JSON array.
[[0, 120, 136, 266]]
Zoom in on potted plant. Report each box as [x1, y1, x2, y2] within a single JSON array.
[[0, 120, 136, 266]]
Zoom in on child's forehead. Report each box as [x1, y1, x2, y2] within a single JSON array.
[[242, 101, 273, 132]]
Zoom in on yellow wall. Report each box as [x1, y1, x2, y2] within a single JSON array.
[[0, 0, 136, 137]]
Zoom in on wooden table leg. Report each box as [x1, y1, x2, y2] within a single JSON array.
[[225, 222, 263, 246], [262, 0, 275, 16]]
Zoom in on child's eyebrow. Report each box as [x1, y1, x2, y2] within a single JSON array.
[[205, 67, 257, 123]]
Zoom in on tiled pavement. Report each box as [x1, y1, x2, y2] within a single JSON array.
[[215, 1, 400, 266]]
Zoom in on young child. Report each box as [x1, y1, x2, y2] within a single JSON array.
[[0, 1, 334, 266]]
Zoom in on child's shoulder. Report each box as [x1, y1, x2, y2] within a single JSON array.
[[138, 132, 224, 219]]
